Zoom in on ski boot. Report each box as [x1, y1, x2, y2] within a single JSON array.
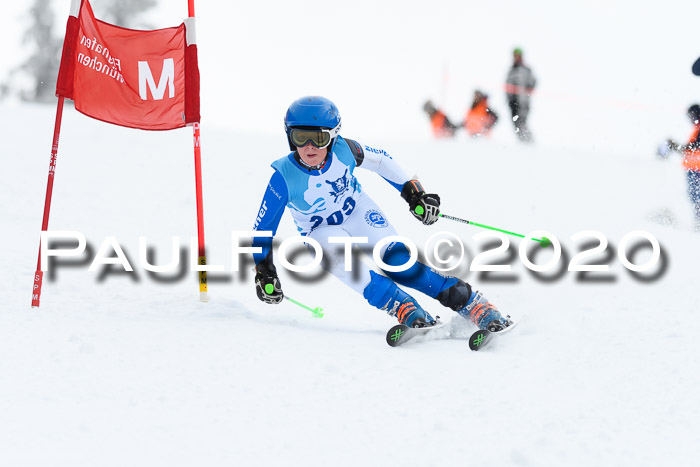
[[458, 290, 511, 331], [384, 291, 437, 328]]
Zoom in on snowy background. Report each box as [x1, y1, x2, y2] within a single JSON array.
[[1, 1, 700, 466]]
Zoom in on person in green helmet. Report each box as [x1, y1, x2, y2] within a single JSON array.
[[505, 48, 536, 142]]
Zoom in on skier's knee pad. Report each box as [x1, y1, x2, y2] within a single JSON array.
[[363, 271, 398, 310], [436, 279, 472, 311]]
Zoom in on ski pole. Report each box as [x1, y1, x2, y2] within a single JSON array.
[[438, 213, 551, 247], [284, 295, 324, 318]]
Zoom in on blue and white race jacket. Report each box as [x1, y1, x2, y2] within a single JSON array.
[[252, 136, 410, 266]]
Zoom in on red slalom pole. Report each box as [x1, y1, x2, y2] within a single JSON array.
[[32, 96, 66, 307], [188, 0, 208, 302], [192, 122, 208, 302]]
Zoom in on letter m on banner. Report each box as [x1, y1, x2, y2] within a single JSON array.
[[139, 59, 176, 100], [55, 0, 200, 129]]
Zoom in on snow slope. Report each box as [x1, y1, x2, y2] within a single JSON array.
[[1, 101, 699, 467]]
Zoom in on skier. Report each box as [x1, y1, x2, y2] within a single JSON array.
[[665, 104, 700, 230], [505, 48, 536, 142], [463, 90, 498, 137], [251, 96, 510, 331], [423, 100, 460, 138]]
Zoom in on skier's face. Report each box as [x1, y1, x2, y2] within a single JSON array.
[[297, 142, 328, 166]]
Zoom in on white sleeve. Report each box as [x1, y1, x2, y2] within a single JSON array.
[[356, 141, 411, 190]]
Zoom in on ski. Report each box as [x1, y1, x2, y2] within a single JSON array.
[[468, 318, 521, 351], [468, 329, 495, 350], [385, 322, 447, 347], [387, 316, 523, 349]]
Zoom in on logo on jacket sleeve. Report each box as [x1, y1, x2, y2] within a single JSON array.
[[253, 200, 268, 229], [364, 145, 392, 158], [365, 209, 388, 228]]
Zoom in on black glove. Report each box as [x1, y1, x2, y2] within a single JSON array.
[[255, 262, 283, 304], [401, 180, 441, 225]]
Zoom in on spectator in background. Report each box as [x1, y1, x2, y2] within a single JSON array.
[[666, 104, 700, 231], [505, 48, 536, 142], [423, 100, 459, 138], [464, 90, 498, 137]]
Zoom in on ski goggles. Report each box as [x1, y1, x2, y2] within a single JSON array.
[[288, 123, 341, 149]]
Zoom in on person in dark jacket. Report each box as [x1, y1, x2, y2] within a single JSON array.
[[505, 48, 536, 142]]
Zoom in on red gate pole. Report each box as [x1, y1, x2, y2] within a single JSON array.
[[192, 121, 208, 303], [188, 0, 208, 302], [32, 96, 66, 307]]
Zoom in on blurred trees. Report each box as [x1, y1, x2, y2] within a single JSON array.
[[1, 0, 158, 103], [98, 0, 158, 29]]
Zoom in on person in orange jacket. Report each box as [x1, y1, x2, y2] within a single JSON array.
[[423, 100, 459, 138], [666, 104, 700, 229], [463, 90, 498, 137]]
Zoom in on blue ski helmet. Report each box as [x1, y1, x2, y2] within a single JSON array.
[[284, 96, 341, 150]]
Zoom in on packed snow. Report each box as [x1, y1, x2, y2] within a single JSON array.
[[2, 100, 699, 466]]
